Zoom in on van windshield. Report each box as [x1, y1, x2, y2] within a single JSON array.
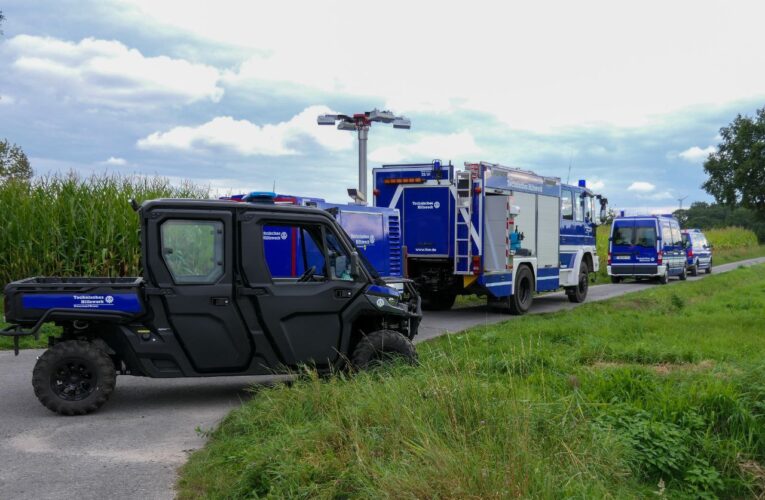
[[612, 222, 634, 246]]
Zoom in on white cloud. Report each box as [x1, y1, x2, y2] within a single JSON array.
[[137, 105, 353, 155], [102, 156, 127, 166], [117, 0, 765, 131], [5, 35, 223, 107], [0, 94, 15, 105], [588, 179, 605, 191], [369, 131, 482, 164], [628, 181, 655, 192], [678, 145, 716, 162]]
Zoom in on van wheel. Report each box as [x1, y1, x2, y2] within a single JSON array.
[[32, 340, 116, 415], [421, 291, 456, 311], [567, 262, 589, 303], [658, 272, 669, 285], [351, 330, 417, 370], [690, 260, 698, 276], [610, 276, 622, 284], [706, 261, 712, 274], [679, 266, 687, 281], [508, 266, 533, 315]]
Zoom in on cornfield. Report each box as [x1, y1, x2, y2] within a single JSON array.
[[703, 226, 758, 249], [0, 173, 208, 285]]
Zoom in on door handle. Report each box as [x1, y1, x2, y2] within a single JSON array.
[[334, 288, 353, 299], [211, 297, 230, 306]]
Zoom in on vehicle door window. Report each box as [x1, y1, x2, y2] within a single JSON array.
[[261, 222, 355, 282], [661, 222, 673, 246], [583, 195, 593, 221], [325, 231, 355, 281], [612, 223, 634, 246], [575, 193, 584, 222], [160, 219, 224, 284], [671, 223, 682, 247], [561, 190, 573, 220]]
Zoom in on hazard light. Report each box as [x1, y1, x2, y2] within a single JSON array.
[[383, 177, 425, 185], [472, 256, 481, 274]]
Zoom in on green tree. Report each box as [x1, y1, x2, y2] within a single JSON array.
[[0, 139, 33, 181], [702, 107, 765, 212]]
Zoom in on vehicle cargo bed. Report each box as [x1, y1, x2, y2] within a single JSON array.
[[3, 276, 146, 325]]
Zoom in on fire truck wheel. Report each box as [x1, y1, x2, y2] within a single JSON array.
[[421, 291, 456, 311], [508, 266, 534, 315], [567, 262, 589, 303]]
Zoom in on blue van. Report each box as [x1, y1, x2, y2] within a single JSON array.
[[681, 229, 713, 275], [608, 215, 687, 284]]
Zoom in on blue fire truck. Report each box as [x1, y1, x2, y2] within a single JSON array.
[[373, 161, 607, 313]]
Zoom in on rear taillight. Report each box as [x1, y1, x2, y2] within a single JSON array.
[[687, 248, 693, 258], [607, 251, 612, 266], [472, 256, 481, 274], [657, 251, 663, 265]]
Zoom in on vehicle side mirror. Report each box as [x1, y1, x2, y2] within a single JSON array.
[[350, 251, 361, 277], [599, 208, 607, 224]]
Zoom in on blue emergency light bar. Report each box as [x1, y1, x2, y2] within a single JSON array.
[[244, 191, 277, 204], [578, 179, 586, 187]]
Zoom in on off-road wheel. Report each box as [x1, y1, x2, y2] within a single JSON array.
[[421, 290, 456, 311], [32, 340, 116, 415], [679, 266, 687, 281], [567, 262, 589, 303], [610, 276, 622, 284], [351, 330, 417, 370], [508, 266, 534, 315], [706, 260, 712, 274]]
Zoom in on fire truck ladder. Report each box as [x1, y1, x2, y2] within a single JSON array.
[[454, 170, 474, 274]]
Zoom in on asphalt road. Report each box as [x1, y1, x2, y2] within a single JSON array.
[[1, 256, 763, 500]]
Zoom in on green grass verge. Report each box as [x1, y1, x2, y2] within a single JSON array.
[[178, 264, 765, 499]]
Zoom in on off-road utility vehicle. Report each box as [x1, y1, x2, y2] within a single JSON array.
[[2, 198, 421, 415]]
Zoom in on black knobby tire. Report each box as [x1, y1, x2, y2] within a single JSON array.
[[706, 261, 712, 274], [351, 330, 417, 370], [567, 262, 589, 303], [421, 290, 457, 311], [508, 266, 533, 315], [32, 340, 116, 415], [610, 276, 622, 284], [679, 266, 687, 281]]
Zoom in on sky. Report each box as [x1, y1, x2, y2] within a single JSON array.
[[1, 0, 764, 212]]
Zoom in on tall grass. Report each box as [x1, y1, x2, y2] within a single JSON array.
[[0, 173, 208, 285], [179, 265, 765, 498]]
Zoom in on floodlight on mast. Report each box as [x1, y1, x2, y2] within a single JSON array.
[[317, 108, 411, 204]]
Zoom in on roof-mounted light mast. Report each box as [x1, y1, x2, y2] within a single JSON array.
[[317, 109, 411, 205]]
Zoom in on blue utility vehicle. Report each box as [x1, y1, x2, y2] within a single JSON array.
[[681, 228, 713, 275], [608, 214, 687, 284]]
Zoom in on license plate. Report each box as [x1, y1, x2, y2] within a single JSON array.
[[615, 255, 630, 260]]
